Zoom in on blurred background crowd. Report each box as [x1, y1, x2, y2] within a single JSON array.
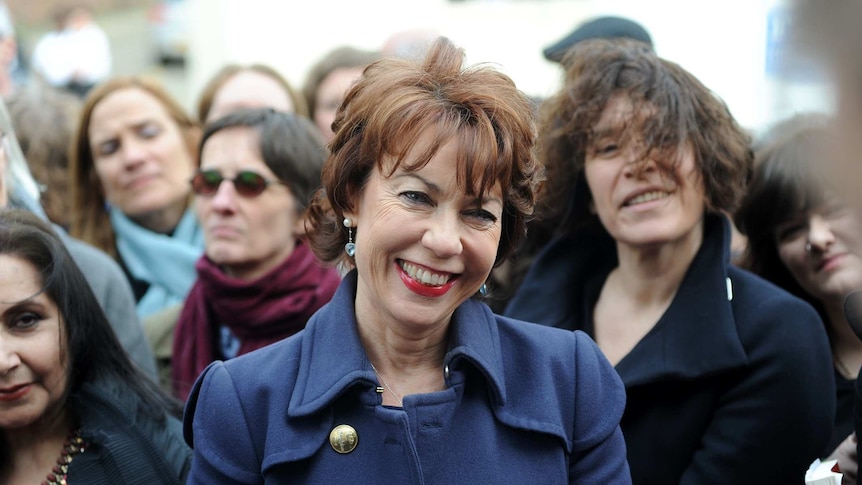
[[0, 0, 830, 132]]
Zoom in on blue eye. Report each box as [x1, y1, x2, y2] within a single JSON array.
[[400, 191, 432, 205], [139, 123, 162, 139], [466, 209, 497, 224], [98, 139, 119, 156]]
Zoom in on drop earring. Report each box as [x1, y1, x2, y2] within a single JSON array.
[[344, 218, 356, 256]]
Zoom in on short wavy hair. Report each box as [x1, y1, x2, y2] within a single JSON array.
[[538, 39, 752, 236], [199, 108, 326, 211], [305, 37, 543, 268]]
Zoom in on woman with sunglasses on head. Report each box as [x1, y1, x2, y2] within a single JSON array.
[[68, 76, 204, 319], [736, 113, 862, 483], [169, 108, 340, 400]]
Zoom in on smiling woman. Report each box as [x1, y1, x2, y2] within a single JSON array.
[[736, 113, 862, 479], [182, 37, 631, 484], [0, 209, 189, 484], [506, 39, 836, 484]]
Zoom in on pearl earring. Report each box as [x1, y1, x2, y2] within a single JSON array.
[[344, 218, 356, 256]]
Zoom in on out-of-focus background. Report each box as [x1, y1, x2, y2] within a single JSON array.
[[7, 0, 832, 134]]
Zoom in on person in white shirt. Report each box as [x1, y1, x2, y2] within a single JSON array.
[[31, 5, 111, 97]]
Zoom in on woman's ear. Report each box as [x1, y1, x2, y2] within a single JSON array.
[[294, 212, 307, 236], [184, 125, 203, 165]]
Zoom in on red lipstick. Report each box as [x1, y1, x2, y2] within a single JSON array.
[[0, 383, 32, 402], [397, 262, 456, 297]]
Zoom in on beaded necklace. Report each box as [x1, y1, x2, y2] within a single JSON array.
[[41, 429, 86, 485]]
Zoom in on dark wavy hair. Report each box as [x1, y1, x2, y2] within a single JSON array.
[[735, 113, 833, 319], [0, 210, 180, 424], [199, 108, 327, 212], [537, 38, 752, 238], [304, 36, 543, 268]]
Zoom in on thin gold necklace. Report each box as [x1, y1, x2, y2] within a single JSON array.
[[370, 362, 403, 406]]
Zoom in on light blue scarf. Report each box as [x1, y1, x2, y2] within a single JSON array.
[[110, 208, 204, 319]]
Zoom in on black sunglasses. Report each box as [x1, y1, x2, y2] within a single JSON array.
[[190, 169, 285, 197]]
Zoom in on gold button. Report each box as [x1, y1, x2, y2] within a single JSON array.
[[329, 424, 358, 454]]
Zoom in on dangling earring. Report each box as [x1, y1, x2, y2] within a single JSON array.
[[478, 283, 488, 297], [344, 218, 356, 256]]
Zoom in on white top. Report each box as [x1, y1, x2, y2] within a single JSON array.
[[32, 23, 111, 86]]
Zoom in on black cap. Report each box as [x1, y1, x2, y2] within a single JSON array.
[[543, 16, 653, 63]]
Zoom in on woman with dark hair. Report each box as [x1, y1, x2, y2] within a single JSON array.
[[0, 87, 157, 377], [0, 209, 190, 484], [196, 63, 307, 124], [168, 108, 340, 400], [183, 37, 629, 483], [68, 76, 204, 319], [736, 113, 861, 481], [506, 39, 834, 484]]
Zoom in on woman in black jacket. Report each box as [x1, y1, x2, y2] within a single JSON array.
[[506, 39, 835, 484], [0, 209, 189, 484], [736, 113, 862, 481]]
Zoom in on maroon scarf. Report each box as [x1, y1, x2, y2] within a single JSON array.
[[172, 241, 341, 400]]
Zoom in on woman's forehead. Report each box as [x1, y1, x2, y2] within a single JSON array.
[[593, 94, 655, 133], [380, 133, 504, 196]]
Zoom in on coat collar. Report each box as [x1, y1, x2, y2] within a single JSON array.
[[289, 271, 506, 416], [614, 213, 748, 386], [508, 213, 748, 387]]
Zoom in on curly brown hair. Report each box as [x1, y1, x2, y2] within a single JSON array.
[[537, 39, 752, 237], [304, 37, 543, 269]]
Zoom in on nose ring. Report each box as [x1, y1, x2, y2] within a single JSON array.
[[805, 243, 813, 253]]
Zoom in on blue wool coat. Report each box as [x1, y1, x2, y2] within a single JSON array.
[[183, 271, 631, 484], [506, 214, 836, 485]]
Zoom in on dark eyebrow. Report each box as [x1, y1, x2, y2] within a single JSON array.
[[396, 172, 442, 195], [0, 296, 46, 315], [590, 124, 625, 140], [395, 172, 502, 208], [92, 119, 157, 145]]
